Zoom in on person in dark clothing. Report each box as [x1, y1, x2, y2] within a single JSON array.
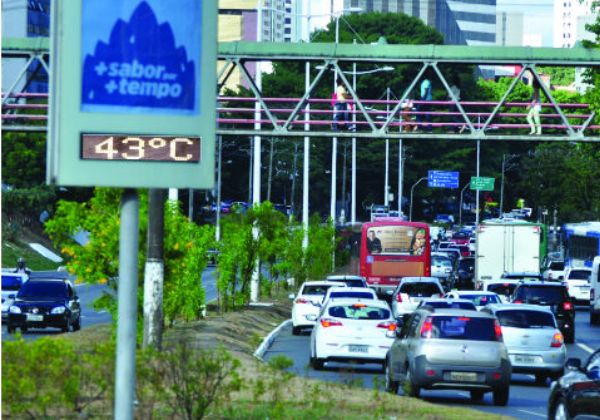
[[13, 257, 31, 276], [366, 230, 382, 254]]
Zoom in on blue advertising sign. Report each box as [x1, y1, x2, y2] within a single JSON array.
[[428, 170, 459, 188], [81, 0, 201, 115]]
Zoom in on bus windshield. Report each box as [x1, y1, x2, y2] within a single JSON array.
[[365, 225, 427, 256]]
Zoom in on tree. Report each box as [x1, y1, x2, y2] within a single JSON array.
[[44, 188, 213, 328]]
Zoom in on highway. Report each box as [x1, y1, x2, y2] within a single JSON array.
[[1, 267, 219, 341], [264, 306, 599, 420]]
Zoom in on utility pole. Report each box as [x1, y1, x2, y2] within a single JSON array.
[[188, 189, 193, 221], [475, 140, 481, 225], [215, 136, 223, 241], [143, 188, 165, 350], [290, 142, 298, 217], [384, 87, 390, 206], [410, 177, 427, 222], [267, 139, 275, 202]]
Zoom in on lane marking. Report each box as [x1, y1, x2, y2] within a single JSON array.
[[577, 342, 595, 354], [518, 409, 545, 418]]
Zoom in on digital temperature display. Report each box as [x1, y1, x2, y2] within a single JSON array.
[[81, 135, 200, 162]]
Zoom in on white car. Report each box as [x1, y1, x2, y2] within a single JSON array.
[[321, 286, 378, 307], [481, 280, 520, 303], [390, 277, 444, 318], [565, 267, 592, 304], [468, 237, 476, 253], [482, 304, 566, 384], [430, 254, 454, 289], [309, 299, 395, 370], [1, 273, 28, 321], [290, 281, 342, 335], [445, 290, 503, 309], [543, 260, 566, 281]]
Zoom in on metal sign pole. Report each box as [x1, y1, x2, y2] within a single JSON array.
[[114, 189, 139, 420]]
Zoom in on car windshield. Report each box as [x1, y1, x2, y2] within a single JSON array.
[[514, 286, 565, 305], [302, 285, 332, 295], [428, 316, 497, 341], [496, 310, 555, 329], [399, 283, 441, 297], [17, 282, 67, 299], [328, 304, 390, 320], [487, 283, 517, 296], [503, 274, 541, 280], [458, 294, 500, 306], [568, 270, 591, 280], [329, 291, 374, 300], [422, 301, 476, 310], [2, 275, 24, 291]]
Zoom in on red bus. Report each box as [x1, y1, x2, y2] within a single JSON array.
[[357, 220, 431, 295]]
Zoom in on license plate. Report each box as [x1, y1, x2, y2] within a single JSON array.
[[449, 371, 478, 382], [348, 345, 368, 353], [579, 286, 590, 290], [513, 355, 537, 364], [26, 314, 43, 322]]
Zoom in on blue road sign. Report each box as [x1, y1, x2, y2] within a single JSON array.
[[428, 170, 459, 188], [81, 0, 201, 115]]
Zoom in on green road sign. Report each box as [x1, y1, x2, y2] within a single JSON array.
[[470, 176, 495, 191], [48, 0, 217, 189]]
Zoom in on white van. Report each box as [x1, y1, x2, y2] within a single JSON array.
[[591, 256, 600, 325]]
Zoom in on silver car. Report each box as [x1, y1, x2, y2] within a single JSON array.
[[481, 304, 566, 385], [385, 307, 511, 406]]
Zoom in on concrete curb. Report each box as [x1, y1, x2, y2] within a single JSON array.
[[253, 318, 292, 361]]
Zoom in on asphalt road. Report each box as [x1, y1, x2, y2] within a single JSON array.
[[264, 306, 599, 420], [1, 267, 219, 341]]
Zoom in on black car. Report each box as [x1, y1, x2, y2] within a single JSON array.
[[7, 279, 81, 333], [456, 257, 475, 289], [548, 349, 600, 420], [511, 282, 575, 343]]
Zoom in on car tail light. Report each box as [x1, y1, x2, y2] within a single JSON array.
[[551, 332, 564, 348], [420, 317, 433, 338], [494, 319, 503, 342], [513, 299, 522, 304], [425, 369, 436, 377], [352, 303, 367, 308], [563, 302, 573, 311], [295, 298, 310, 304], [492, 372, 502, 380], [573, 381, 597, 391], [377, 321, 397, 331], [395, 293, 403, 303], [321, 318, 343, 328]]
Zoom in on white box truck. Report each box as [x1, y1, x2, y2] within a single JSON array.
[[474, 221, 544, 287]]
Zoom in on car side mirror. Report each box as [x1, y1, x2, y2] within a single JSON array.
[[566, 358, 582, 371], [288, 293, 295, 300], [306, 314, 317, 322]]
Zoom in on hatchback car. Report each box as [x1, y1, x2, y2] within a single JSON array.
[[482, 280, 520, 303], [385, 308, 511, 405], [511, 282, 575, 343], [309, 299, 396, 370], [543, 260, 566, 281], [290, 281, 342, 335], [2, 273, 27, 321], [547, 349, 600, 420], [7, 279, 81, 333], [390, 277, 444, 319], [482, 304, 566, 385], [456, 257, 475, 289], [430, 254, 454, 289]]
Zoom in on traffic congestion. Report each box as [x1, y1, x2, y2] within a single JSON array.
[[284, 216, 600, 419]]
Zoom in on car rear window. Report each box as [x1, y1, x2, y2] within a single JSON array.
[[496, 310, 555, 329], [568, 270, 591, 280], [487, 283, 517, 296], [17, 282, 67, 299], [399, 283, 441, 297], [549, 261, 565, 270], [302, 285, 332, 295], [458, 294, 500, 306], [2, 275, 24, 291], [514, 286, 566, 305], [432, 258, 452, 268], [428, 316, 497, 341], [341, 280, 366, 288], [329, 291, 374, 300], [328, 304, 390, 320], [422, 301, 476, 310]]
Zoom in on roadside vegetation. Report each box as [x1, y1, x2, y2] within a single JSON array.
[[2, 303, 512, 420]]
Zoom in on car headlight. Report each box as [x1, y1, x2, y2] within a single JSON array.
[[9, 306, 22, 314], [51, 306, 66, 314]]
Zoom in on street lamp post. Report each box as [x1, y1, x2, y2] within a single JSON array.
[[409, 177, 427, 222], [499, 154, 518, 215], [384, 88, 390, 207], [459, 183, 469, 226]]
